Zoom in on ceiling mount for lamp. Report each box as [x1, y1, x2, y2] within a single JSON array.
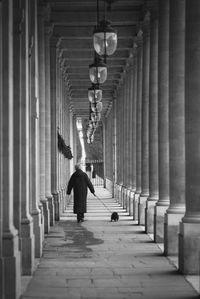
[[89, 52, 107, 84]]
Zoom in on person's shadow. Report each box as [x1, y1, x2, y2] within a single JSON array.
[[59, 220, 104, 258]]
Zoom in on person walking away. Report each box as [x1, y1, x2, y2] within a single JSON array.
[[67, 164, 95, 223]]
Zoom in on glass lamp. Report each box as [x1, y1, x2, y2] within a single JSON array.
[[93, 20, 117, 56], [88, 84, 102, 103], [91, 101, 103, 113], [89, 54, 107, 84], [91, 112, 101, 122]]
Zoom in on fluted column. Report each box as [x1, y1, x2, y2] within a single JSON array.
[[113, 97, 117, 198], [29, 0, 42, 258], [164, 0, 185, 255], [20, 0, 35, 275], [134, 34, 143, 221], [123, 74, 129, 210], [45, 24, 54, 226], [0, 3, 3, 298], [2, 0, 21, 297], [50, 36, 59, 221], [145, 10, 159, 233], [13, 0, 21, 251], [154, 0, 170, 243], [38, 5, 50, 233], [128, 55, 137, 216], [179, 0, 200, 274], [0, 2, 3, 299], [138, 19, 150, 225]]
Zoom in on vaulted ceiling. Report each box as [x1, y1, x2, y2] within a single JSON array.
[[45, 0, 146, 120]]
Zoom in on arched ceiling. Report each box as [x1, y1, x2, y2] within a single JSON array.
[[45, 0, 146, 120]]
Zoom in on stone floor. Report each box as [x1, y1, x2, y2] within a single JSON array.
[[21, 188, 199, 299]]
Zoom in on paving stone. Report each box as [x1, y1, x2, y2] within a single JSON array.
[[21, 187, 199, 299]]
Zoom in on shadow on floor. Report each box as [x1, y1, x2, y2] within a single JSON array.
[[57, 220, 104, 258]]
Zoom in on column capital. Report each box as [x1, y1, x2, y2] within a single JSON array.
[[45, 22, 54, 38], [50, 35, 60, 48]]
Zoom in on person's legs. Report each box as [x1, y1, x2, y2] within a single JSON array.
[[77, 213, 81, 223]]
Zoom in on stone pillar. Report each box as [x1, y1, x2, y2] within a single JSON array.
[[112, 97, 117, 198], [154, 0, 170, 243], [145, 10, 159, 234], [0, 3, 3, 298], [130, 50, 137, 215], [50, 37, 59, 221], [164, 0, 185, 256], [135, 34, 143, 221], [29, 0, 42, 258], [45, 24, 54, 226], [20, 0, 35, 275], [178, 0, 200, 274], [138, 19, 150, 226], [2, 0, 21, 297], [38, 6, 50, 233], [124, 73, 129, 211], [13, 0, 21, 250]]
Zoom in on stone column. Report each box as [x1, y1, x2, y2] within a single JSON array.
[[20, 0, 35, 275], [145, 10, 159, 234], [154, 0, 170, 243], [29, 0, 42, 258], [129, 49, 137, 217], [13, 0, 21, 249], [38, 6, 50, 233], [164, 0, 185, 255], [138, 19, 150, 226], [45, 24, 54, 226], [112, 97, 117, 198], [50, 37, 59, 221], [0, 3, 3, 298], [2, 0, 21, 297], [179, 0, 200, 274], [123, 74, 129, 211], [135, 34, 143, 221]]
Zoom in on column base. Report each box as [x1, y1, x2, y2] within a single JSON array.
[[138, 195, 148, 226], [32, 209, 42, 258], [21, 218, 35, 275], [133, 192, 140, 221], [164, 210, 184, 256], [129, 190, 135, 216], [179, 220, 200, 274], [53, 192, 60, 221], [3, 232, 21, 299], [41, 199, 50, 234], [121, 186, 126, 209], [118, 184, 123, 205], [39, 204, 44, 241], [154, 204, 169, 243], [145, 197, 158, 233], [0, 257, 4, 299], [47, 195, 55, 226]]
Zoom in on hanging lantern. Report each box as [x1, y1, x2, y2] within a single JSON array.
[[91, 112, 101, 122], [91, 101, 103, 113], [89, 53, 107, 84], [88, 84, 102, 103], [93, 19, 117, 57]]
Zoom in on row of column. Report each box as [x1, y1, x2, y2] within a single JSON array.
[[105, 0, 200, 275], [0, 1, 73, 298]]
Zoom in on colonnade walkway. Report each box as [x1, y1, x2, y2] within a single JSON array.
[[21, 188, 199, 299]]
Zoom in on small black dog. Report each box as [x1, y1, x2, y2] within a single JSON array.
[[111, 212, 119, 222]]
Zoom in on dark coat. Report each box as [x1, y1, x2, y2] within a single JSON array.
[[67, 169, 95, 214]]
